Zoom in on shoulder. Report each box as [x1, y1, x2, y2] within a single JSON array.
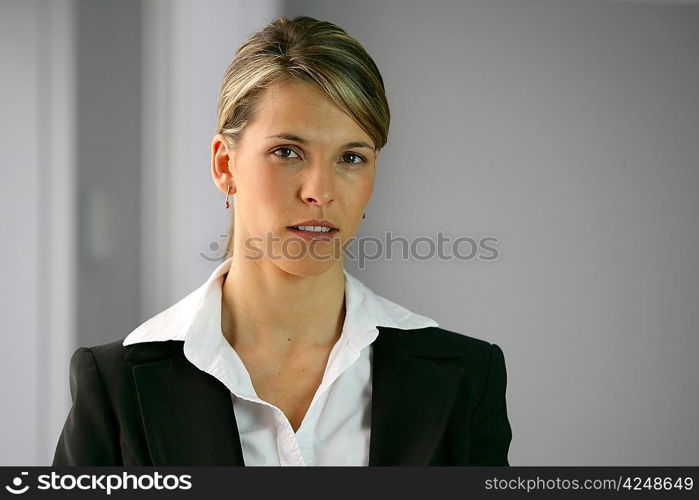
[[377, 325, 502, 361], [375, 326, 508, 387], [67, 339, 185, 384]]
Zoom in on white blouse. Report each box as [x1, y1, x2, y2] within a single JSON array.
[[122, 258, 438, 466]]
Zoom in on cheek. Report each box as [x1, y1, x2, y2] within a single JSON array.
[[245, 170, 297, 230], [243, 166, 291, 202], [351, 173, 375, 207]]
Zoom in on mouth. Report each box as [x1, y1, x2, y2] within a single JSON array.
[[287, 225, 339, 232], [287, 226, 339, 241]]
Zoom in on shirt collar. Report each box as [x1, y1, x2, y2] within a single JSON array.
[[122, 258, 439, 353]]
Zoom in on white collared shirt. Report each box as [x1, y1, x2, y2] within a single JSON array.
[[123, 258, 438, 466]]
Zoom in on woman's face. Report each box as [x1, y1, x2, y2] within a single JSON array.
[[212, 79, 379, 275]]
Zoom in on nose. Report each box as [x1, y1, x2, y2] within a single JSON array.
[[299, 161, 335, 207]]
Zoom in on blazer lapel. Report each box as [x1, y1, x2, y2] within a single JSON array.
[[126, 328, 465, 466], [128, 342, 245, 465], [368, 327, 465, 465]]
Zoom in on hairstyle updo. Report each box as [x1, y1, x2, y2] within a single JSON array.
[[215, 15, 390, 259]]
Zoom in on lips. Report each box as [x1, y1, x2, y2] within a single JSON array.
[[288, 226, 338, 233], [287, 219, 339, 231], [287, 226, 337, 241]]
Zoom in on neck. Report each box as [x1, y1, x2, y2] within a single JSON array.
[[220, 252, 346, 358]]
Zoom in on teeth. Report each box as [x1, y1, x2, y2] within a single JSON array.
[[295, 225, 332, 232]]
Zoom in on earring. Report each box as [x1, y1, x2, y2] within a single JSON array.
[[224, 185, 231, 209], [363, 212, 366, 219]]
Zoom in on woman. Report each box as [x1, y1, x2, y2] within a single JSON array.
[[52, 15, 512, 466]]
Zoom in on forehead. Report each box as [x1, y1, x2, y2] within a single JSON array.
[[246, 80, 372, 145]]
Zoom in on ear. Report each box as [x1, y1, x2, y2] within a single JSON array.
[[211, 133, 237, 195]]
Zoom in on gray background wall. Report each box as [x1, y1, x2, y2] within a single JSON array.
[[75, 0, 143, 353], [1, 0, 697, 465], [1, 0, 77, 466]]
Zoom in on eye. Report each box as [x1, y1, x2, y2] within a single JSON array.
[[272, 147, 301, 160], [341, 152, 367, 166]]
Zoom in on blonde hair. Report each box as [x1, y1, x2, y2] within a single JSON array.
[[216, 15, 390, 259]]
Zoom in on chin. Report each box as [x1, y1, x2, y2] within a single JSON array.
[[276, 258, 340, 278]]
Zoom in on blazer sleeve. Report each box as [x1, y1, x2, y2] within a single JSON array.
[[52, 347, 122, 465], [469, 343, 513, 465]]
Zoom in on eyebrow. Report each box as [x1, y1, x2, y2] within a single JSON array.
[[264, 133, 376, 151]]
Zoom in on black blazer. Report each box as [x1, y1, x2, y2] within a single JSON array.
[[52, 326, 512, 466]]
